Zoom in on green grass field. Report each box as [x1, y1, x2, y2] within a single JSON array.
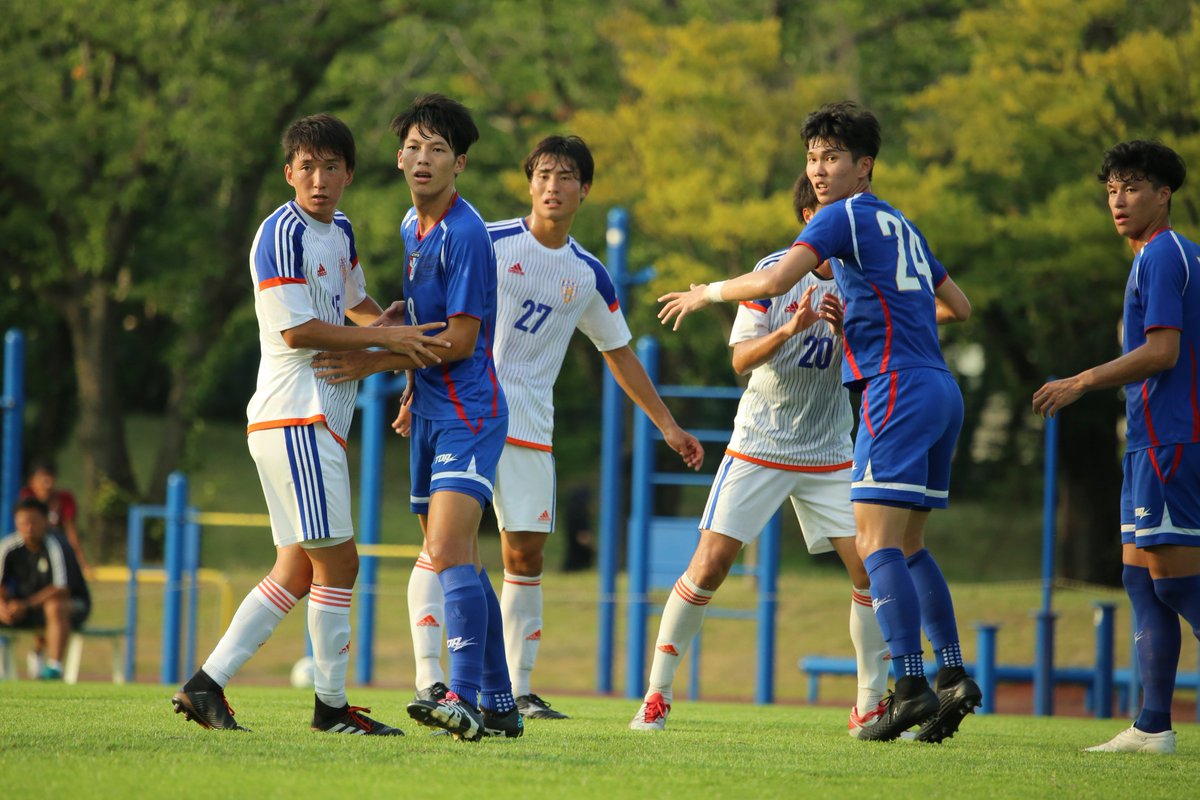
[[0, 682, 1194, 799]]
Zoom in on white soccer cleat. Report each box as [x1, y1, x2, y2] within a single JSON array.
[[1083, 726, 1176, 754], [848, 700, 887, 739], [629, 692, 671, 731]]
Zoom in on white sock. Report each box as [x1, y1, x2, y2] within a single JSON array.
[[203, 576, 296, 687], [408, 552, 445, 689], [308, 584, 352, 708], [501, 571, 543, 697], [850, 586, 888, 711], [646, 574, 714, 703]]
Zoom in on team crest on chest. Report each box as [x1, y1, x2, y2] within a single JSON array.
[[408, 250, 420, 280], [339, 256, 350, 282], [561, 278, 577, 304]]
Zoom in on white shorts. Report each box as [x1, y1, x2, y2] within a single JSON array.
[[247, 424, 354, 549], [492, 443, 556, 534], [699, 454, 854, 554]]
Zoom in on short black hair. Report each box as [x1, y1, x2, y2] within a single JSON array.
[[282, 113, 356, 172], [390, 94, 480, 157], [802, 101, 882, 170], [27, 459, 56, 476], [524, 135, 595, 186], [792, 174, 818, 223], [1099, 140, 1186, 192], [14, 497, 48, 518]]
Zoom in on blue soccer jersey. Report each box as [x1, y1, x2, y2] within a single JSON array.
[[1123, 228, 1200, 452], [795, 193, 950, 388], [401, 194, 507, 426]]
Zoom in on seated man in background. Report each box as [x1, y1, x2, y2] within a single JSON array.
[[0, 498, 92, 680], [20, 459, 89, 575]]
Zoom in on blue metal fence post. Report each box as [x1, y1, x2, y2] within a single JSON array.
[[974, 623, 998, 714], [624, 336, 658, 699], [161, 472, 188, 684], [1, 329, 25, 532], [598, 206, 630, 694], [124, 506, 144, 682], [355, 370, 388, 686], [1093, 602, 1116, 719], [1034, 407, 1059, 715], [755, 512, 781, 704], [183, 514, 202, 677]]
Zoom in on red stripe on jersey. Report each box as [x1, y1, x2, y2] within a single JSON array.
[[1142, 383, 1161, 447], [869, 282, 893, 373], [608, 299, 620, 312], [843, 337, 864, 381], [258, 276, 307, 290], [350, 256, 359, 270], [792, 240, 822, 263], [740, 301, 768, 313], [506, 437, 553, 452], [417, 193, 457, 242], [726, 449, 851, 473], [440, 365, 481, 434]]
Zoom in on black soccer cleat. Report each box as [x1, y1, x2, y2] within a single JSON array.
[[856, 676, 938, 742], [407, 691, 485, 742], [482, 705, 525, 738], [516, 693, 569, 720], [413, 681, 450, 704], [172, 687, 250, 732], [913, 666, 982, 743], [311, 697, 404, 735]]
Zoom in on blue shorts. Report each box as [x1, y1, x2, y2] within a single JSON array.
[[409, 413, 507, 513], [1121, 442, 1200, 547], [851, 367, 963, 509]]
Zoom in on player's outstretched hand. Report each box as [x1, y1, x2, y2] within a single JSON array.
[[380, 322, 451, 366], [391, 389, 414, 438], [781, 285, 821, 336], [818, 292, 844, 335], [664, 424, 705, 471], [313, 350, 381, 385], [1032, 376, 1083, 418], [370, 301, 408, 327], [658, 284, 712, 332]]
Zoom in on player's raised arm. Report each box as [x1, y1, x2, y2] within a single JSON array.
[[657, 244, 820, 331], [934, 275, 971, 324]]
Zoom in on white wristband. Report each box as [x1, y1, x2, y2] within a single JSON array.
[[704, 280, 726, 303]]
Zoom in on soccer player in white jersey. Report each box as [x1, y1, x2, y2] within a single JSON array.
[[630, 176, 888, 734], [172, 114, 449, 735]]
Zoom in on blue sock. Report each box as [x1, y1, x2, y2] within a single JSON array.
[[438, 564, 487, 704], [1153, 573, 1200, 639], [477, 568, 515, 714], [906, 548, 962, 670], [1125, 566, 1181, 733], [864, 547, 924, 678]]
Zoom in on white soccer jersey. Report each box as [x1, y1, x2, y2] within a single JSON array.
[[488, 217, 632, 450], [725, 250, 853, 469], [246, 201, 367, 446]]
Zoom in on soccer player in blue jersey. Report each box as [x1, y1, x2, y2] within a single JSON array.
[[659, 102, 975, 742], [1034, 141, 1200, 755], [382, 94, 520, 741]]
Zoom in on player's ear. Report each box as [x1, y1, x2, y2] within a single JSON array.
[[454, 154, 467, 175], [580, 182, 591, 202], [396, 149, 404, 170], [857, 155, 874, 180], [284, 162, 295, 187]]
